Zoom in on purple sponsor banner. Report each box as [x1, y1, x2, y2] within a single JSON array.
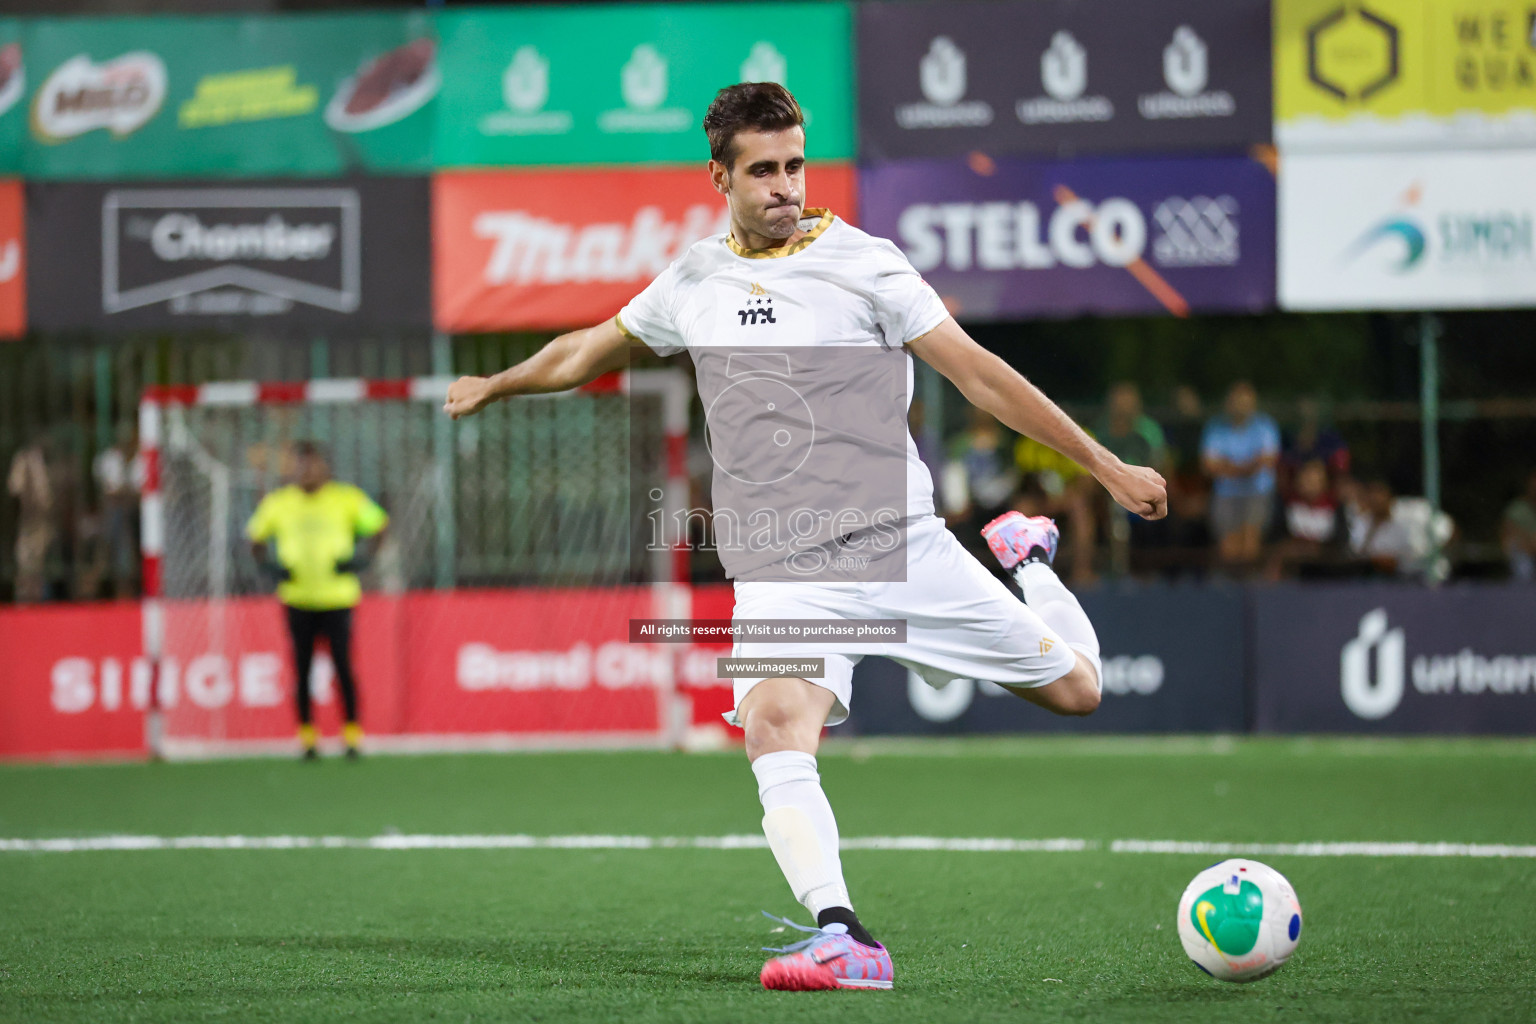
[[859, 154, 1276, 320]]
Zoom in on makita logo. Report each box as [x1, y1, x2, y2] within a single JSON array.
[[145, 213, 336, 262], [475, 204, 728, 285], [34, 52, 167, 141]]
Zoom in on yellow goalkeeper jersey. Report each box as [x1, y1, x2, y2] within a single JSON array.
[[246, 482, 388, 610]]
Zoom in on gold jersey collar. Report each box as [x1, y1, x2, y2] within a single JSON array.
[[725, 208, 834, 259]]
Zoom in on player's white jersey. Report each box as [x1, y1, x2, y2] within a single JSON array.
[[616, 209, 950, 544]]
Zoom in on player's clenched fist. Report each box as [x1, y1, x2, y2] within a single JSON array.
[[444, 376, 495, 420], [1102, 461, 1168, 521]]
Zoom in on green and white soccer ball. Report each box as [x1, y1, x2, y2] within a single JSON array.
[[1177, 858, 1302, 982]]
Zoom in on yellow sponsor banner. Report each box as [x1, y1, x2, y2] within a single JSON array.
[[1275, 0, 1536, 149]]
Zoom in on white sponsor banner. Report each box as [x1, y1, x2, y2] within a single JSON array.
[[1279, 151, 1536, 310]]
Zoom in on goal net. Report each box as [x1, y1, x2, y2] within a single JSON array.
[[139, 370, 696, 757]]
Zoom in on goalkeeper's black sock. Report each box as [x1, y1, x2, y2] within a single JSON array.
[[817, 907, 876, 948]]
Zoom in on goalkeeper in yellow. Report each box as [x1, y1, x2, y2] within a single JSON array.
[[246, 442, 388, 760]]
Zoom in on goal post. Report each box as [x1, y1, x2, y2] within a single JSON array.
[[138, 369, 696, 758]]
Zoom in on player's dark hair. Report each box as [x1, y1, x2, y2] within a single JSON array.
[[293, 441, 325, 461], [703, 82, 805, 169]]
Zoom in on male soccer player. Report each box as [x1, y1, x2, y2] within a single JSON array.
[[247, 442, 388, 760], [444, 83, 1165, 991]]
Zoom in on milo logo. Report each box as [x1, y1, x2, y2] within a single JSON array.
[[1190, 876, 1263, 956]]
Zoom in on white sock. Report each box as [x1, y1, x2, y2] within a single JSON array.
[[752, 751, 852, 917], [1016, 561, 1102, 692]]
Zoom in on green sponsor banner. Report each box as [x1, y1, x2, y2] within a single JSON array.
[[0, 20, 23, 175], [434, 3, 853, 167], [24, 12, 436, 179]]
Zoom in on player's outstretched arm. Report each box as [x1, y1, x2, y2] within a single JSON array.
[[910, 317, 1168, 521], [443, 318, 633, 420]]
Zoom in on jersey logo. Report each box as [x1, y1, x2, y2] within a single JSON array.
[[1040, 638, 1055, 655], [738, 285, 777, 327]]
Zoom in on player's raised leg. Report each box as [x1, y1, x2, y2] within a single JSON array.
[[737, 677, 893, 991], [982, 512, 1103, 716]]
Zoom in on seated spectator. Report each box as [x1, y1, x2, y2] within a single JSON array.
[[1013, 433, 1098, 584], [940, 408, 1018, 527], [1501, 470, 1536, 581], [1003, 472, 1098, 585], [1266, 459, 1345, 580], [1201, 381, 1280, 574], [1345, 478, 1418, 577]]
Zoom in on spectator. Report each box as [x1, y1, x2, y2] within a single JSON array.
[[1282, 397, 1350, 492], [1096, 382, 1168, 473], [1346, 478, 1417, 576], [1201, 381, 1280, 572], [1163, 384, 1206, 477], [1502, 470, 1536, 581], [940, 408, 1018, 526], [93, 427, 143, 598], [1012, 435, 1098, 584], [7, 433, 56, 602], [1266, 458, 1345, 580], [1097, 382, 1169, 575]]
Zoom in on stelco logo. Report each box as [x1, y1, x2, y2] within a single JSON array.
[[897, 197, 1146, 274], [33, 51, 167, 141], [1340, 608, 1536, 720], [1306, 5, 1400, 103]]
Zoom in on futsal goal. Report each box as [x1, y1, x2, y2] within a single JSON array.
[[138, 369, 704, 758]]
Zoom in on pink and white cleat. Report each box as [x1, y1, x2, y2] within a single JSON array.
[[758, 915, 893, 991], [981, 511, 1060, 571]]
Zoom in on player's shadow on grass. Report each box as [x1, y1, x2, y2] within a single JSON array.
[[232, 934, 749, 990]]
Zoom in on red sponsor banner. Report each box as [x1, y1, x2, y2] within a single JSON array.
[[432, 165, 857, 333], [0, 586, 739, 759], [0, 603, 146, 758], [0, 180, 23, 339]]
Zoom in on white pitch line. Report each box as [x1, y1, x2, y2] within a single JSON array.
[[2, 835, 1534, 857]]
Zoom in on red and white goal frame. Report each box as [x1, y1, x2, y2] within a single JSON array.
[[137, 369, 696, 755]]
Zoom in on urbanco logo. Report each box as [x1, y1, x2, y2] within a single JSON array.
[[505, 45, 549, 113], [740, 41, 787, 86], [1165, 25, 1208, 97], [1139, 26, 1236, 120], [922, 35, 967, 105], [480, 45, 573, 137], [598, 44, 690, 133], [1017, 31, 1112, 125], [895, 36, 993, 129], [1041, 31, 1087, 101], [1340, 608, 1405, 720]]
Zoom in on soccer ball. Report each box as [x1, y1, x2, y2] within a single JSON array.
[[1176, 858, 1302, 982]]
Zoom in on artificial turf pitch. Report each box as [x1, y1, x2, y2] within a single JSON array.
[[1, 737, 1533, 1023]]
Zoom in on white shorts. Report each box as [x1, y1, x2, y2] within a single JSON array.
[[726, 515, 1080, 726]]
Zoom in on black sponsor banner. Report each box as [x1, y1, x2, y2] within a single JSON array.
[[857, 0, 1271, 161], [1254, 585, 1536, 735], [842, 586, 1246, 734], [27, 178, 430, 333]]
